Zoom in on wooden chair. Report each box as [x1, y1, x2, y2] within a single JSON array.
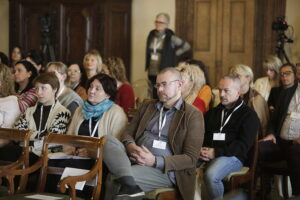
[[144, 188, 182, 200], [127, 99, 154, 122], [0, 128, 32, 195], [0, 133, 106, 200], [223, 135, 259, 200]]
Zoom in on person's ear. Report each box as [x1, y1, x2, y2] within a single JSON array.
[[62, 73, 67, 81], [237, 90, 241, 97], [53, 88, 58, 94], [178, 80, 184, 88]]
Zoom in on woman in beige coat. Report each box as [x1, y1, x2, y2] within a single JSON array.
[[230, 64, 269, 138]]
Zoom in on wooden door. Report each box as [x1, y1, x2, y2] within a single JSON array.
[[9, 1, 56, 57], [9, 0, 131, 78], [176, 0, 286, 87], [221, 0, 255, 78], [104, 0, 132, 79], [180, 0, 255, 86], [60, 0, 104, 63]]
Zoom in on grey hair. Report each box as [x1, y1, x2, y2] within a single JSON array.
[[221, 75, 241, 90], [156, 13, 170, 24], [159, 67, 181, 81], [46, 61, 68, 75]]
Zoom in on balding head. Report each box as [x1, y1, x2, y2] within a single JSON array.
[[156, 67, 183, 108], [218, 75, 241, 108], [158, 67, 181, 81]]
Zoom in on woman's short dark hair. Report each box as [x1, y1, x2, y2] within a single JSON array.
[[10, 46, 25, 62], [15, 60, 38, 93], [33, 72, 60, 97], [87, 73, 117, 101]]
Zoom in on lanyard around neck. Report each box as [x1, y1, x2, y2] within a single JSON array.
[[89, 118, 100, 137], [158, 106, 167, 138], [153, 34, 166, 54], [220, 101, 243, 133], [37, 103, 55, 139]]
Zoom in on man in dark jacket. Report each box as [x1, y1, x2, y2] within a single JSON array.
[[145, 13, 190, 98], [200, 75, 259, 199], [104, 67, 204, 200], [260, 63, 300, 196]]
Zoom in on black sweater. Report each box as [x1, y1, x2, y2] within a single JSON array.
[[145, 28, 175, 70], [204, 99, 260, 164]]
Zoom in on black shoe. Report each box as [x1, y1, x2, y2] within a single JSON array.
[[114, 185, 145, 200]]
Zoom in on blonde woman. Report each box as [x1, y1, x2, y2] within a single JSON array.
[[0, 64, 20, 129], [83, 49, 103, 80], [229, 64, 269, 137], [254, 55, 282, 101], [103, 57, 135, 114], [176, 63, 210, 114]]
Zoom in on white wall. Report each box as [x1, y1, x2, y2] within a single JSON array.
[[131, 0, 175, 83], [286, 0, 300, 64], [0, 0, 9, 55]]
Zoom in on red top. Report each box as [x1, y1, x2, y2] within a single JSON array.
[[115, 83, 135, 114], [193, 97, 206, 115]]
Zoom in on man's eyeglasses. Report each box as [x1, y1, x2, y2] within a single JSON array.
[[154, 21, 168, 25], [280, 71, 293, 76], [154, 80, 179, 89]]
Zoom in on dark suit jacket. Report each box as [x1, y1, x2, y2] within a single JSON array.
[[121, 99, 204, 200]]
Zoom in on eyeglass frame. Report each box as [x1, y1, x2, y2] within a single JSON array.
[[154, 20, 168, 25], [280, 71, 293, 76], [154, 80, 179, 89]]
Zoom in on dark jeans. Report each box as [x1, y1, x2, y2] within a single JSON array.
[[259, 139, 300, 195]]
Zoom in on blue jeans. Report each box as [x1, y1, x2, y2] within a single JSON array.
[[203, 156, 243, 199]]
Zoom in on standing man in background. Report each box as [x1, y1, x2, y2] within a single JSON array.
[[145, 13, 191, 98]]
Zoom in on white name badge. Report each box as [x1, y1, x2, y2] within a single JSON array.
[[34, 140, 43, 149], [213, 133, 225, 141], [153, 140, 166, 150], [291, 112, 300, 120], [151, 53, 159, 61]]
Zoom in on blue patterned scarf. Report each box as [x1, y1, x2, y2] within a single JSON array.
[[82, 99, 114, 120]]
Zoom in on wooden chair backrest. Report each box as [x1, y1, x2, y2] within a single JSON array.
[[39, 133, 106, 200], [0, 128, 32, 194], [127, 98, 154, 121], [1, 132, 105, 199]]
